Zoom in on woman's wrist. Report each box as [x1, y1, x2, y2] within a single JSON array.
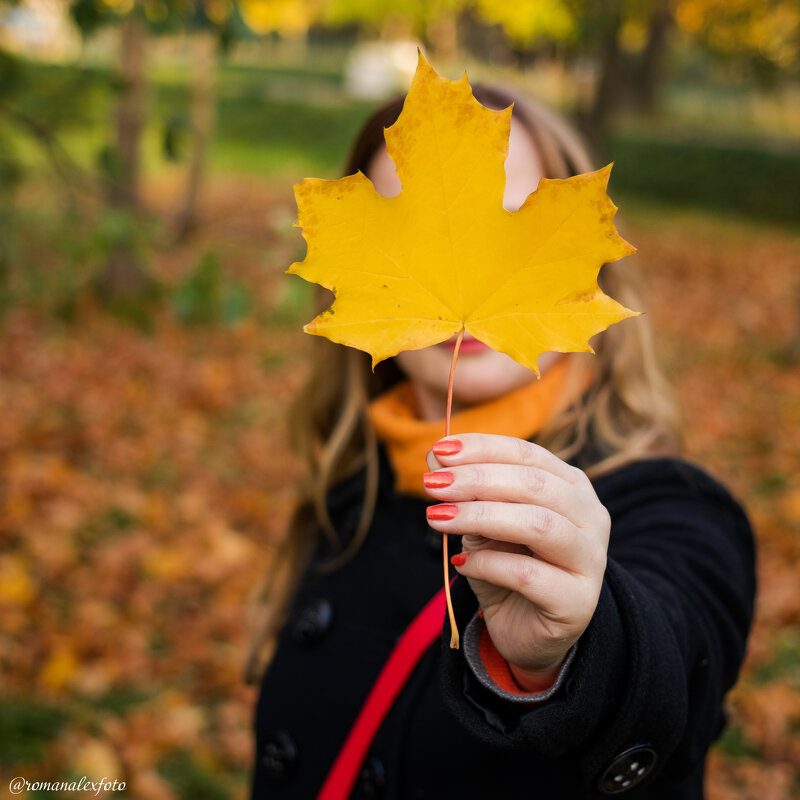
[[509, 657, 565, 693]]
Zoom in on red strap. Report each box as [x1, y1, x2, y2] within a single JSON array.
[[317, 587, 447, 800]]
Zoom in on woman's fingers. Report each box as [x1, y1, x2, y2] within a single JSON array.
[[426, 500, 600, 575], [424, 462, 592, 526], [425, 449, 442, 473], [450, 547, 590, 621], [430, 433, 587, 485]]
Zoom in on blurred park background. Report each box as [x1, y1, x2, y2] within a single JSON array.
[[0, 1, 798, 798]]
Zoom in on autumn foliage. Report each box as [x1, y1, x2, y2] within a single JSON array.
[[1, 176, 799, 798]]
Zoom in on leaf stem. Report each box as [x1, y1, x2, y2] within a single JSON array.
[[444, 325, 464, 649]]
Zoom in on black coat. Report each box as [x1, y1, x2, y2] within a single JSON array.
[[251, 452, 755, 799]]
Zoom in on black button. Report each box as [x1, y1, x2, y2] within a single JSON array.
[[356, 755, 387, 799], [291, 598, 334, 645], [597, 745, 657, 794], [261, 730, 299, 783]]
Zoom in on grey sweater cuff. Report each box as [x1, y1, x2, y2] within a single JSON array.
[[462, 612, 577, 705]]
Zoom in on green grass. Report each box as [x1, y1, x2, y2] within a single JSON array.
[[210, 96, 374, 177], [606, 132, 800, 227], [158, 751, 231, 800], [153, 63, 374, 177], [2, 57, 373, 180], [750, 630, 800, 688], [714, 724, 762, 759], [81, 685, 155, 717], [0, 697, 69, 769], [4, 54, 800, 220]]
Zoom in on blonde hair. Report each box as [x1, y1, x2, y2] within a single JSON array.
[[243, 86, 681, 683]]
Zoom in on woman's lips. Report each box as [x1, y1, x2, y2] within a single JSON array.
[[443, 334, 490, 354]]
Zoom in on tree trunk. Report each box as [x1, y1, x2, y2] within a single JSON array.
[[426, 13, 460, 64], [101, 9, 150, 300], [585, 11, 622, 150], [175, 32, 217, 240], [110, 12, 145, 211], [633, 1, 672, 116]]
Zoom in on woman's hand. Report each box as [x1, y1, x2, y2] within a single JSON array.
[[424, 433, 610, 691]]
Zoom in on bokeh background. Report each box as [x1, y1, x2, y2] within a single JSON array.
[[1, 1, 798, 798]]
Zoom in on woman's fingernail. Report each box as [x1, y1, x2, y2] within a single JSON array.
[[432, 439, 462, 456], [423, 471, 454, 488], [450, 553, 469, 567], [426, 504, 458, 521]]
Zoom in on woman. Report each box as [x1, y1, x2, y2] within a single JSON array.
[[247, 85, 755, 799]]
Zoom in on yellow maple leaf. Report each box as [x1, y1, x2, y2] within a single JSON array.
[[288, 53, 638, 375]]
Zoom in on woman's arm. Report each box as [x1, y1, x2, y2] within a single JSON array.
[[426, 435, 755, 792]]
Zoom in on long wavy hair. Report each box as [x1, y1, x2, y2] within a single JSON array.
[[243, 84, 682, 683]]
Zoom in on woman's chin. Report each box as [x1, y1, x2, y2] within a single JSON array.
[[448, 363, 538, 405], [396, 343, 563, 415]]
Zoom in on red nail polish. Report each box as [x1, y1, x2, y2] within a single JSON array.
[[450, 553, 469, 567], [423, 471, 454, 488], [432, 439, 462, 457], [426, 504, 458, 521]]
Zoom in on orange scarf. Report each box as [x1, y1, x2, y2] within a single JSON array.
[[368, 358, 589, 498]]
